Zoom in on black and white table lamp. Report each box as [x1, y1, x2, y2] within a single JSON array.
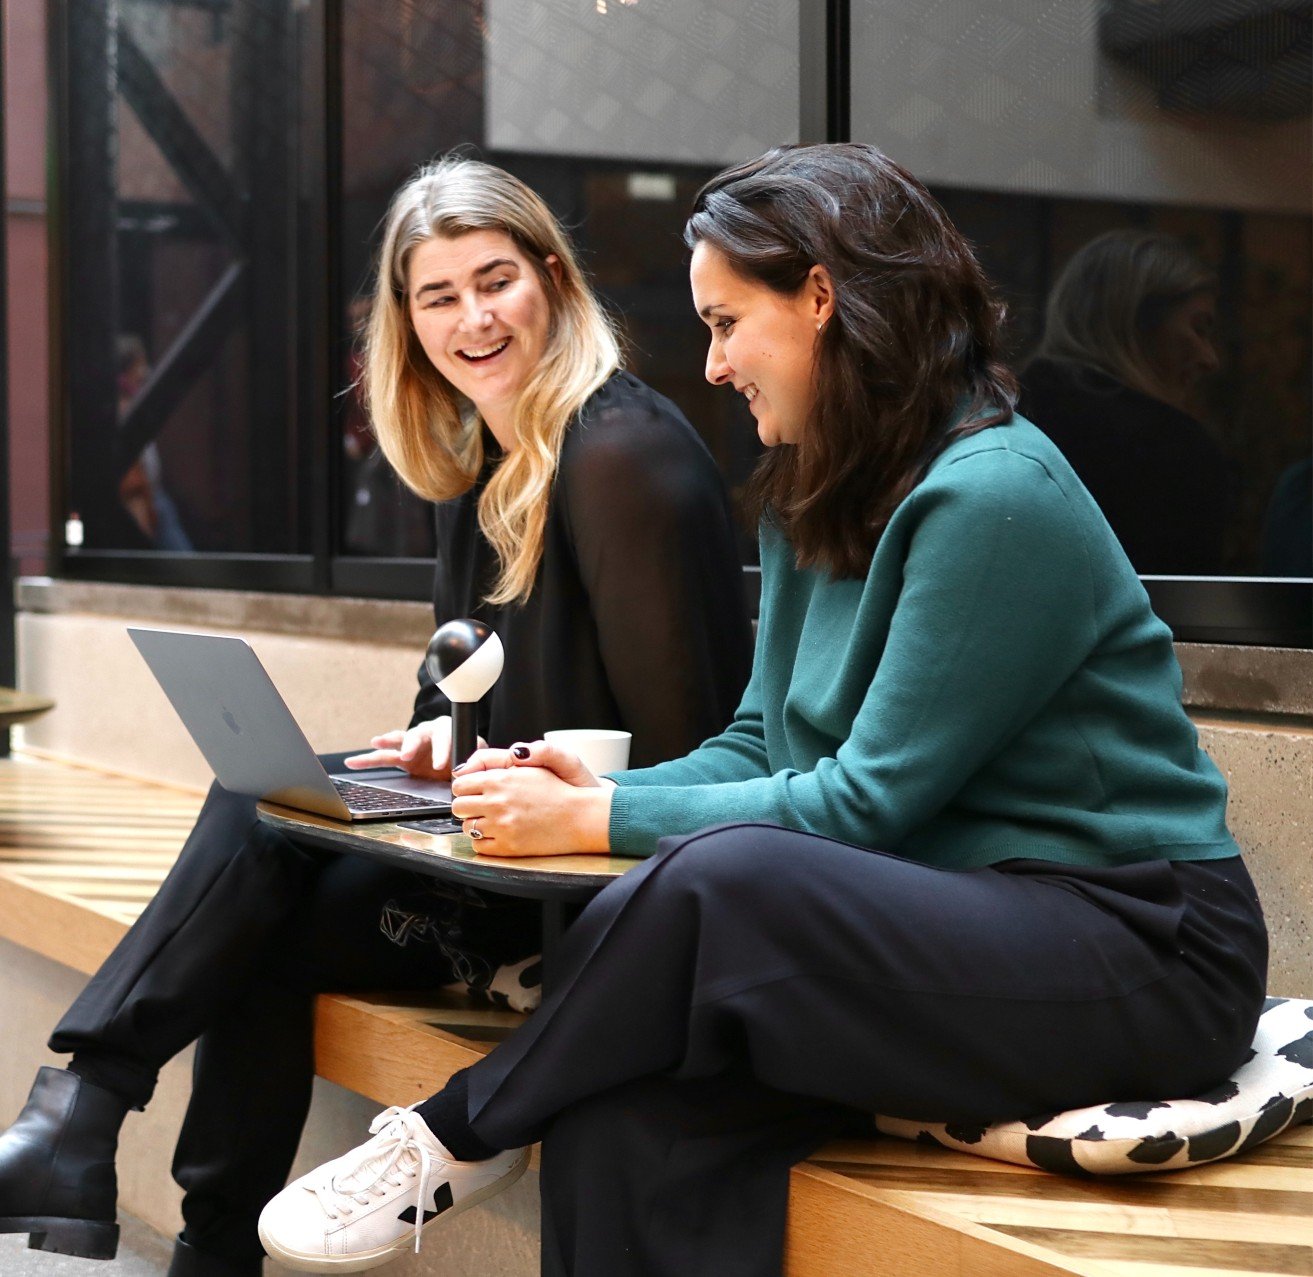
[[424, 620, 504, 773]]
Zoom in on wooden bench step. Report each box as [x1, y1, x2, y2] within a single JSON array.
[[787, 1127, 1312, 1276], [1, 753, 1307, 1277]]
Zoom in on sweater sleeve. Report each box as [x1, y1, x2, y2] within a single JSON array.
[[607, 451, 1100, 856], [559, 394, 753, 767]]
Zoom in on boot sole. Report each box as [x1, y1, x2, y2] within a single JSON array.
[[0, 1214, 119, 1260], [258, 1148, 529, 1272]]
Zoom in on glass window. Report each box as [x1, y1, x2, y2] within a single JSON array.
[[336, 0, 801, 565], [61, 0, 303, 555], [852, 0, 1312, 578]]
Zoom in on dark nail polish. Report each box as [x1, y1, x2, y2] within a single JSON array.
[[512, 745, 530, 760]]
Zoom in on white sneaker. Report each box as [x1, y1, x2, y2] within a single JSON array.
[[257, 1105, 528, 1272]]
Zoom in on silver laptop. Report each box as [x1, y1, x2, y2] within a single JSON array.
[[128, 627, 453, 822]]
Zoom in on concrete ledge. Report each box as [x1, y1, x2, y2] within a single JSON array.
[[18, 576, 1313, 718], [17, 576, 433, 648], [1179, 643, 1313, 719]]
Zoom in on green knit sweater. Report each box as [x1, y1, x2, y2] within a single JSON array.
[[608, 418, 1239, 867]]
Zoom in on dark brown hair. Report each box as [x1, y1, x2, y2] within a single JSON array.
[[685, 143, 1018, 579]]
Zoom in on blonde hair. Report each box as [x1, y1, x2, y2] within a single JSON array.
[[1030, 229, 1215, 405], [364, 157, 621, 605]]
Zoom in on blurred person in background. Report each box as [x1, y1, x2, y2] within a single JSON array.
[[116, 334, 194, 551], [1020, 229, 1230, 575]]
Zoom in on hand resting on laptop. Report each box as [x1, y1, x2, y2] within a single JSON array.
[[344, 713, 485, 782]]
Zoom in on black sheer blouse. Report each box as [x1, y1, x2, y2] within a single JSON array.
[[409, 371, 753, 769]]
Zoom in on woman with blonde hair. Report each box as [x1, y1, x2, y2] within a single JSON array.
[[0, 157, 751, 1276], [1021, 228, 1230, 573]]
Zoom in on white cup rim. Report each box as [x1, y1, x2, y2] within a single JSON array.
[[544, 728, 632, 742]]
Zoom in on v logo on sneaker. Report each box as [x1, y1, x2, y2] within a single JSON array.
[[398, 1182, 453, 1226]]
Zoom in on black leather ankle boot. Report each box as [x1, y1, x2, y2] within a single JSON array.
[[168, 1236, 264, 1276], [0, 1067, 128, 1260]]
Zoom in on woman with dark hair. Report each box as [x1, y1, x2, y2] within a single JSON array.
[[261, 144, 1266, 1277], [1020, 229, 1230, 574]]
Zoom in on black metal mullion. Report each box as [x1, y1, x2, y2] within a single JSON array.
[[0, 0, 14, 753], [64, 550, 316, 592], [232, 0, 294, 556], [1143, 579, 1312, 648], [331, 557, 435, 602], [799, 0, 849, 144], [45, 0, 66, 579], [827, 0, 850, 142], [314, 0, 343, 593], [63, 0, 133, 550]]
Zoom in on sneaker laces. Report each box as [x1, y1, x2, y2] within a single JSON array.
[[309, 1106, 440, 1254]]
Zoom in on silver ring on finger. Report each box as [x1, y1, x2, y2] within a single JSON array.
[[467, 819, 483, 841]]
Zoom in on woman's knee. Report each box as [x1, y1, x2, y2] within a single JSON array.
[[651, 822, 812, 901]]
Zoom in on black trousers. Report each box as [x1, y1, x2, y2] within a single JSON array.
[[46, 757, 537, 1265], [460, 823, 1268, 1277]]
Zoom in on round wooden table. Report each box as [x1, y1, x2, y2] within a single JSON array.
[[257, 802, 642, 981]]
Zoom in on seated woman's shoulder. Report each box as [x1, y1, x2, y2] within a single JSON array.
[[564, 371, 716, 481], [920, 417, 1093, 515]]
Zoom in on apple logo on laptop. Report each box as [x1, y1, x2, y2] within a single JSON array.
[[221, 708, 241, 735]]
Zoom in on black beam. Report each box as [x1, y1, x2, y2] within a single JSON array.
[[308, 0, 340, 589], [63, 0, 131, 549], [115, 258, 244, 468], [0, 0, 14, 754], [116, 22, 244, 246], [131, 0, 232, 12], [59, 549, 317, 592], [1144, 578, 1312, 648], [799, 0, 849, 144], [232, 0, 295, 554]]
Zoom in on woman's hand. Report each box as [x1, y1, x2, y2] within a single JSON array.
[[344, 715, 483, 781], [450, 741, 613, 856]]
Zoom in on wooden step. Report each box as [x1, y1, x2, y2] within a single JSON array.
[[2, 753, 1308, 1277]]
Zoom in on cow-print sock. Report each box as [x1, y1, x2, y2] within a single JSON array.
[[414, 1071, 501, 1163]]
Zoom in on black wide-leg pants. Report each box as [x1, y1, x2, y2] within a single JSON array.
[[462, 823, 1268, 1277], [45, 757, 530, 1265]]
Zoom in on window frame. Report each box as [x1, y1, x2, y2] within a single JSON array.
[[45, 0, 1312, 645]]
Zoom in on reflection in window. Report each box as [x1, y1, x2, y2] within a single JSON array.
[[63, 0, 302, 554], [1018, 231, 1228, 575], [852, 1, 1311, 578]]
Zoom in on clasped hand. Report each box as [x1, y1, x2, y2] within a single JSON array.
[[449, 742, 614, 857]]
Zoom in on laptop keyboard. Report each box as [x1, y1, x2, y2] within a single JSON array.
[[331, 778, 450, 814]]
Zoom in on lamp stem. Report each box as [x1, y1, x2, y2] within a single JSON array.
[[450, 703, 479, 772]]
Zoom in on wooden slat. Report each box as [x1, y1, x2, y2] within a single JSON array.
[[785, 1161, 1101, 1277], [0, 755, 200, 962], [313, 992, 493, 1108], [789, 1132, 1312, 1277]]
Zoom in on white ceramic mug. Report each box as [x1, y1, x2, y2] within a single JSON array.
[[543, 728, 632, 776]]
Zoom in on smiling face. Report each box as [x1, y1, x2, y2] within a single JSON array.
[[689, 241, 833, 447], [1143, 289, 1220, 412], [407, 229, 557, 444]]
